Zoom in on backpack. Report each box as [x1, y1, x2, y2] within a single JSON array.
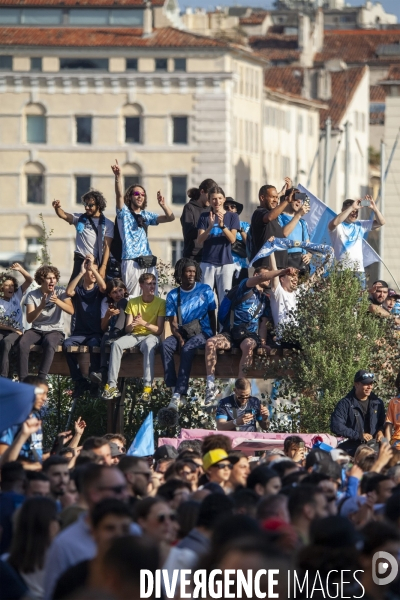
[[218, 285, 254, 332]]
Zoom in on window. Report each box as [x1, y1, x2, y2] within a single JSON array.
[[30, 57, 42, 72], [173, 117, 188, 144], [0, 55, 12, 70], [21, 8, 62, 24], [298, 115, 303, 134], [308, 115, 313, 136], [124, 175, 142, 190], [27, 175, 44, 204], [126, 58, 138, 71], [285, 112, 291, 132], [26, 237, 41, 252], [0, 9, 20, 24], [60, 58, 108, 70], [171, 240, 184, 265], [171, 176, 187, 204], [174, 58, 186, 72], [155, 58, 168, 71], [27, 116, 46, 143], [75, 176, 91, 204], [110, 9, 144, 25], [76, 117, 92, 144], [125, 117, 141, 143], [69, 9, 108, 25]]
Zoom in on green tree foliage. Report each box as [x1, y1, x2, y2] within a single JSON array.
[[262, 266, 400, 434], [36, 213, 53, 266], [42, 376, 214, 449]]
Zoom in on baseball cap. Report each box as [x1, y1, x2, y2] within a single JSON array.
[[354, 370, 375, 384], [387, 289, 400, 300], [153, 444, 178, 461], [203, 449, 229, 471], [109, 442, 124, 458], [372, 280, 388, 288]]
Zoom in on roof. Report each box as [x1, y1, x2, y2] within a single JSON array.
[[250, 33, 299, 63], [370, 84, 385, 102], [239, 12, 269, 25], [0, 26, 227, 48], [320, 66, 367, 128], [315, 30, 400, 66], [386, 65, 400, 80], [0, 0, 165, 5], [263, 65, 367, 128]]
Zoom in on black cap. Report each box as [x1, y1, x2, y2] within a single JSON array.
[[153, 444, 178, 461], [354, 370, 375, 384], [372, 280, 389, 288], [109, 442, 124, 458], [224, 197, 243, 215], [388, 289, 400, 300]]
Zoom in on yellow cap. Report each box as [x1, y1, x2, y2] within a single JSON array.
[[203, 449, 229, 472]]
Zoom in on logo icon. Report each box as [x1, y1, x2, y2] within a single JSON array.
[[372, 551, 399, 586]]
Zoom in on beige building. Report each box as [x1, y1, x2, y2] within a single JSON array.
[[380, 66, 400, 288], [0, 1, 266, 282]]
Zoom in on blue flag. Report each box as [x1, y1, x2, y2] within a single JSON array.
[[249, 238, 334, 268], [127, 412, 154, 457], [298, 184, 380, 267], [0, 377, 35, 432]]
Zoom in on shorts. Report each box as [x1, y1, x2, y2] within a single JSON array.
[[220, 330, 261, 349]]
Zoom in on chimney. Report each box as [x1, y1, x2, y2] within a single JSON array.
[[143, 0, 152, 37], [317, 69, 332, 101]]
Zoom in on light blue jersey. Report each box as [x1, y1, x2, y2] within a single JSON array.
[[329, 220, 373, 271], [166, 283, 216, 338], [117, 205, 158, 260], [278, 213, 309, 254]]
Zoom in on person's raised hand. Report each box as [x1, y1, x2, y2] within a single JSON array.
[[286, 267, 299, 276], [216, 212, 225, 228], [352, 199, 361, 210], [376, 440, 393, 466], [284, 176, 292, 190], [40, 293, 48, 307], [107, 307, 120, 318], [21, 416, 41, 438], [157, 191, 166, 208], [58, 430, 73, 445], [292, 447, 305, 462], [111, 159, 120, 177], [260, 405, 269, 419], [49, 293, 59, 304], [208, 212, 216, 229], [74, 416, 87, 436], [302, 253, 312, 265], [300, 202, 310, 215], [10, 262, 22, 272], [52, 200, 61, 210]]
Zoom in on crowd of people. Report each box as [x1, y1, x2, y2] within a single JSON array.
[[1, 166, 398, 410], [0, 165, 400, 598], [0, 389, 400, 599]]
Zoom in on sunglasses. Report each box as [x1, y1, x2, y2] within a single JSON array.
[[133, 191, 145, 197], [359, 373, 374, 382], [157, 513, 177, 523], [85, 203, 96, 208], [214, 462, 233, 470]]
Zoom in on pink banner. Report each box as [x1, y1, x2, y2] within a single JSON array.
[[158, 429, 339, 453]]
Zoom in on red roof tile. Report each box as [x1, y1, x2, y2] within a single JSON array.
[[0, 26, 227, 47], [250, 33, 299, 63], [315, 30, 400, 65], [370, 85, 385, 101], [263, 65, 367, 128], [386, 65, 400, 80], [240, 12, 269, 25], [0, 0, 165, 6], [320, 66, 367, 128]]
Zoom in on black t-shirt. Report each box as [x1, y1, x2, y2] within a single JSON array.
[[251, 207, 288, 268], [356, 398, 370, 434], [71, 284, 104, 336], [53, 559, 90, 600]]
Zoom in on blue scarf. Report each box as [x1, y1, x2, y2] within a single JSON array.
[[250, 238, 334, 267], [76, 213, 106, 262]]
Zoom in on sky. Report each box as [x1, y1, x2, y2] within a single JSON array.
[[179, 0, 400, 21]]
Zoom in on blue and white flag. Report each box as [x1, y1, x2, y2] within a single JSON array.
[[0, 377, 35, 432], [127, 412, 155, 457], [298, 185, 380, 268], [249, 238, 334, 268]]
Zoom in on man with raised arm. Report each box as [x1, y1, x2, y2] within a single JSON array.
[[250, 177, 293, 270], [111, 160, 175, 297], [328, 195, 385, 280], [63, 255, 106, 398], [52, 190, 114, 282]]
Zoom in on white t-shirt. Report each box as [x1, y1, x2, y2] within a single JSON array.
[[71, 213, 114, 260], [270, 281, 299, 328], [0, 287, 23, 330], [329, 220, 373, 272]]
